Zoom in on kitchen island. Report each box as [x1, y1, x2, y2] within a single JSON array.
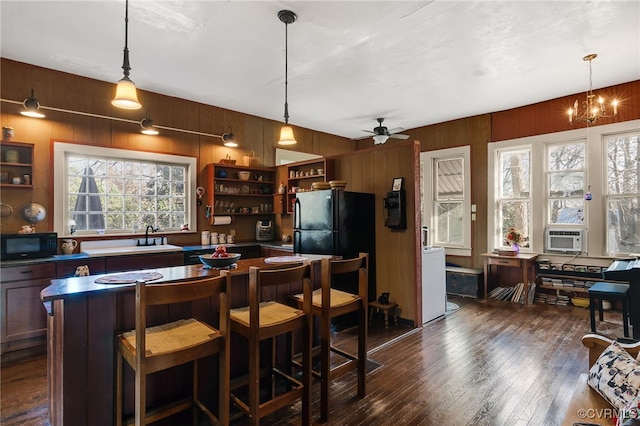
[[41, 256, 327, 426]]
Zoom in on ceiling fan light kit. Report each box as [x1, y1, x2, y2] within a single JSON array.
[[277, 10, 298, 146]]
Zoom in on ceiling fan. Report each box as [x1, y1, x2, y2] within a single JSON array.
[[359, 118, 410, 144]]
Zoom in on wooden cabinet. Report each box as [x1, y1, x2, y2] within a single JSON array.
[[0, 140, 33, 188], [56, 258, 106, 278], [105, 252, 184, 273], [206, 163, 276, 224], [260, 246, 294, 258], [284, 158, 334, 214], [1, 263, 55, 355]]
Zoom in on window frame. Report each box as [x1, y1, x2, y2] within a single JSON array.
[[545, 140, 587, 226], [494, 146, 532, 250], [53, 142, 198, 237], [604, 131, 640, 255], [421, 146, 471, 256], [488, 120, 640, 257]]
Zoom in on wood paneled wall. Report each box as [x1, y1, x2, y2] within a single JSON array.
[[361, 115, 492, 269], [492, 80, 640, 141], [330, 141, 422, 324], [0, 59, 355, 242]]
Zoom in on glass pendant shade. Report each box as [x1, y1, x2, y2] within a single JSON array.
[[112, 77, 141, 110], [373, 134, 389, 145], [277, 125, 297, 145]]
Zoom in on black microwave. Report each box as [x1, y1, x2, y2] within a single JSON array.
[[1, 232, 58, 260]]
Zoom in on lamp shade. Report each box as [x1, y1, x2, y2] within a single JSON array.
[[373, 134, 389, 145], [277, 125, 297, 145], [111, 77, 141, 110]]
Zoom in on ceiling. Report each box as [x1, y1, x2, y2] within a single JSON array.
[[1, 1, 638, 141]]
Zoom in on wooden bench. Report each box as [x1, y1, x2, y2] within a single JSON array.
[[561, 334, 640, 426]]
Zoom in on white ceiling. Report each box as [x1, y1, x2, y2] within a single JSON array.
[[1, 1, 638, 141]]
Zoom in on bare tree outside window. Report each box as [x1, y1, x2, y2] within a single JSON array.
[[498, 149, 530, 248], [67, 155, 187, 234], [607, 134, 640, 254], [547, 142, 585, 225]]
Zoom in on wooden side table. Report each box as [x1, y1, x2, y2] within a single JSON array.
[[369, 300, 399, 328], [481, 252, 539, 305]]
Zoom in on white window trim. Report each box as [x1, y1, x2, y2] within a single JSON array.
[[487, 120, 640, 257], [53, 142, 198, 237], [421, 146, 471, 257]]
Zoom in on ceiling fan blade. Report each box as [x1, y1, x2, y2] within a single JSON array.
[[390, 133, 410, 140], [387, 127, 404, 134], [361, 130, 375, 134], [352, 134, 373, 141]]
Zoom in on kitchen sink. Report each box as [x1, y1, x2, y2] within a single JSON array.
[[80, 239, 183, 257]]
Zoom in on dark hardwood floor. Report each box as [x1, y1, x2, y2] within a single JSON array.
[[1, 297, 627, 426]]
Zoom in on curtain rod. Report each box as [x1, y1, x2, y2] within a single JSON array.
[[0, 98, 224, 139]]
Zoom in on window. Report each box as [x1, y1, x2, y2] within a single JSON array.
[[547, 141, 586, 225], [53, 142, 197, 236], [421, 146, 471, 256], [606, 132, 640, 254], [488, 121, 640, 256], [496, 148, 531, 248]]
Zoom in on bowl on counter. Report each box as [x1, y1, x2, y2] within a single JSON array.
[[237, 171, 251, 181], [198, 253, 241, 269]]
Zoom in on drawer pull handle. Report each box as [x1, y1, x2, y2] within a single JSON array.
[[498, 260, 510, 264], [20, 270, 34, 274]]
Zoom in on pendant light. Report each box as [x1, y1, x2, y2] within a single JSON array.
[[277, 10, 297, 145], [140, 111, 158, 135], [21, 88, 45, 118], [111, 0, 142, 110]]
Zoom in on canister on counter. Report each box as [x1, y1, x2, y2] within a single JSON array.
[[201, 231, 211, 245]]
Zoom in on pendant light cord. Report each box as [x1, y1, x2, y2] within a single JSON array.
[[121, 0, 131, 79], [283, 20, 289, 125]]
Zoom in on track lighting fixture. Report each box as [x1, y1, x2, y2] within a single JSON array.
[[140, 111, 158, 135], [221, 129, 238, 147], [21, 88, 45, 118]]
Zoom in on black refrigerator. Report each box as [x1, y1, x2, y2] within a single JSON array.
[[293, 189, 376, 329]]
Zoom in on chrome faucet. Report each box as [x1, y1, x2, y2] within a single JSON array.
[[137, 225, 159, 246]]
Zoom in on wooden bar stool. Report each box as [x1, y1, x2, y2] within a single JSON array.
[[292, 253, 368, 422], [588, 281, 630, 337], [227, 263, 313, 425], [115, 275, 230, 426]]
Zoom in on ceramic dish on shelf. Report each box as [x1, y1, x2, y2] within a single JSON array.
[[237, 171, 251, 181]]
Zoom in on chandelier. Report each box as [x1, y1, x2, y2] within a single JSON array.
[[567, 53, 618, 125]]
